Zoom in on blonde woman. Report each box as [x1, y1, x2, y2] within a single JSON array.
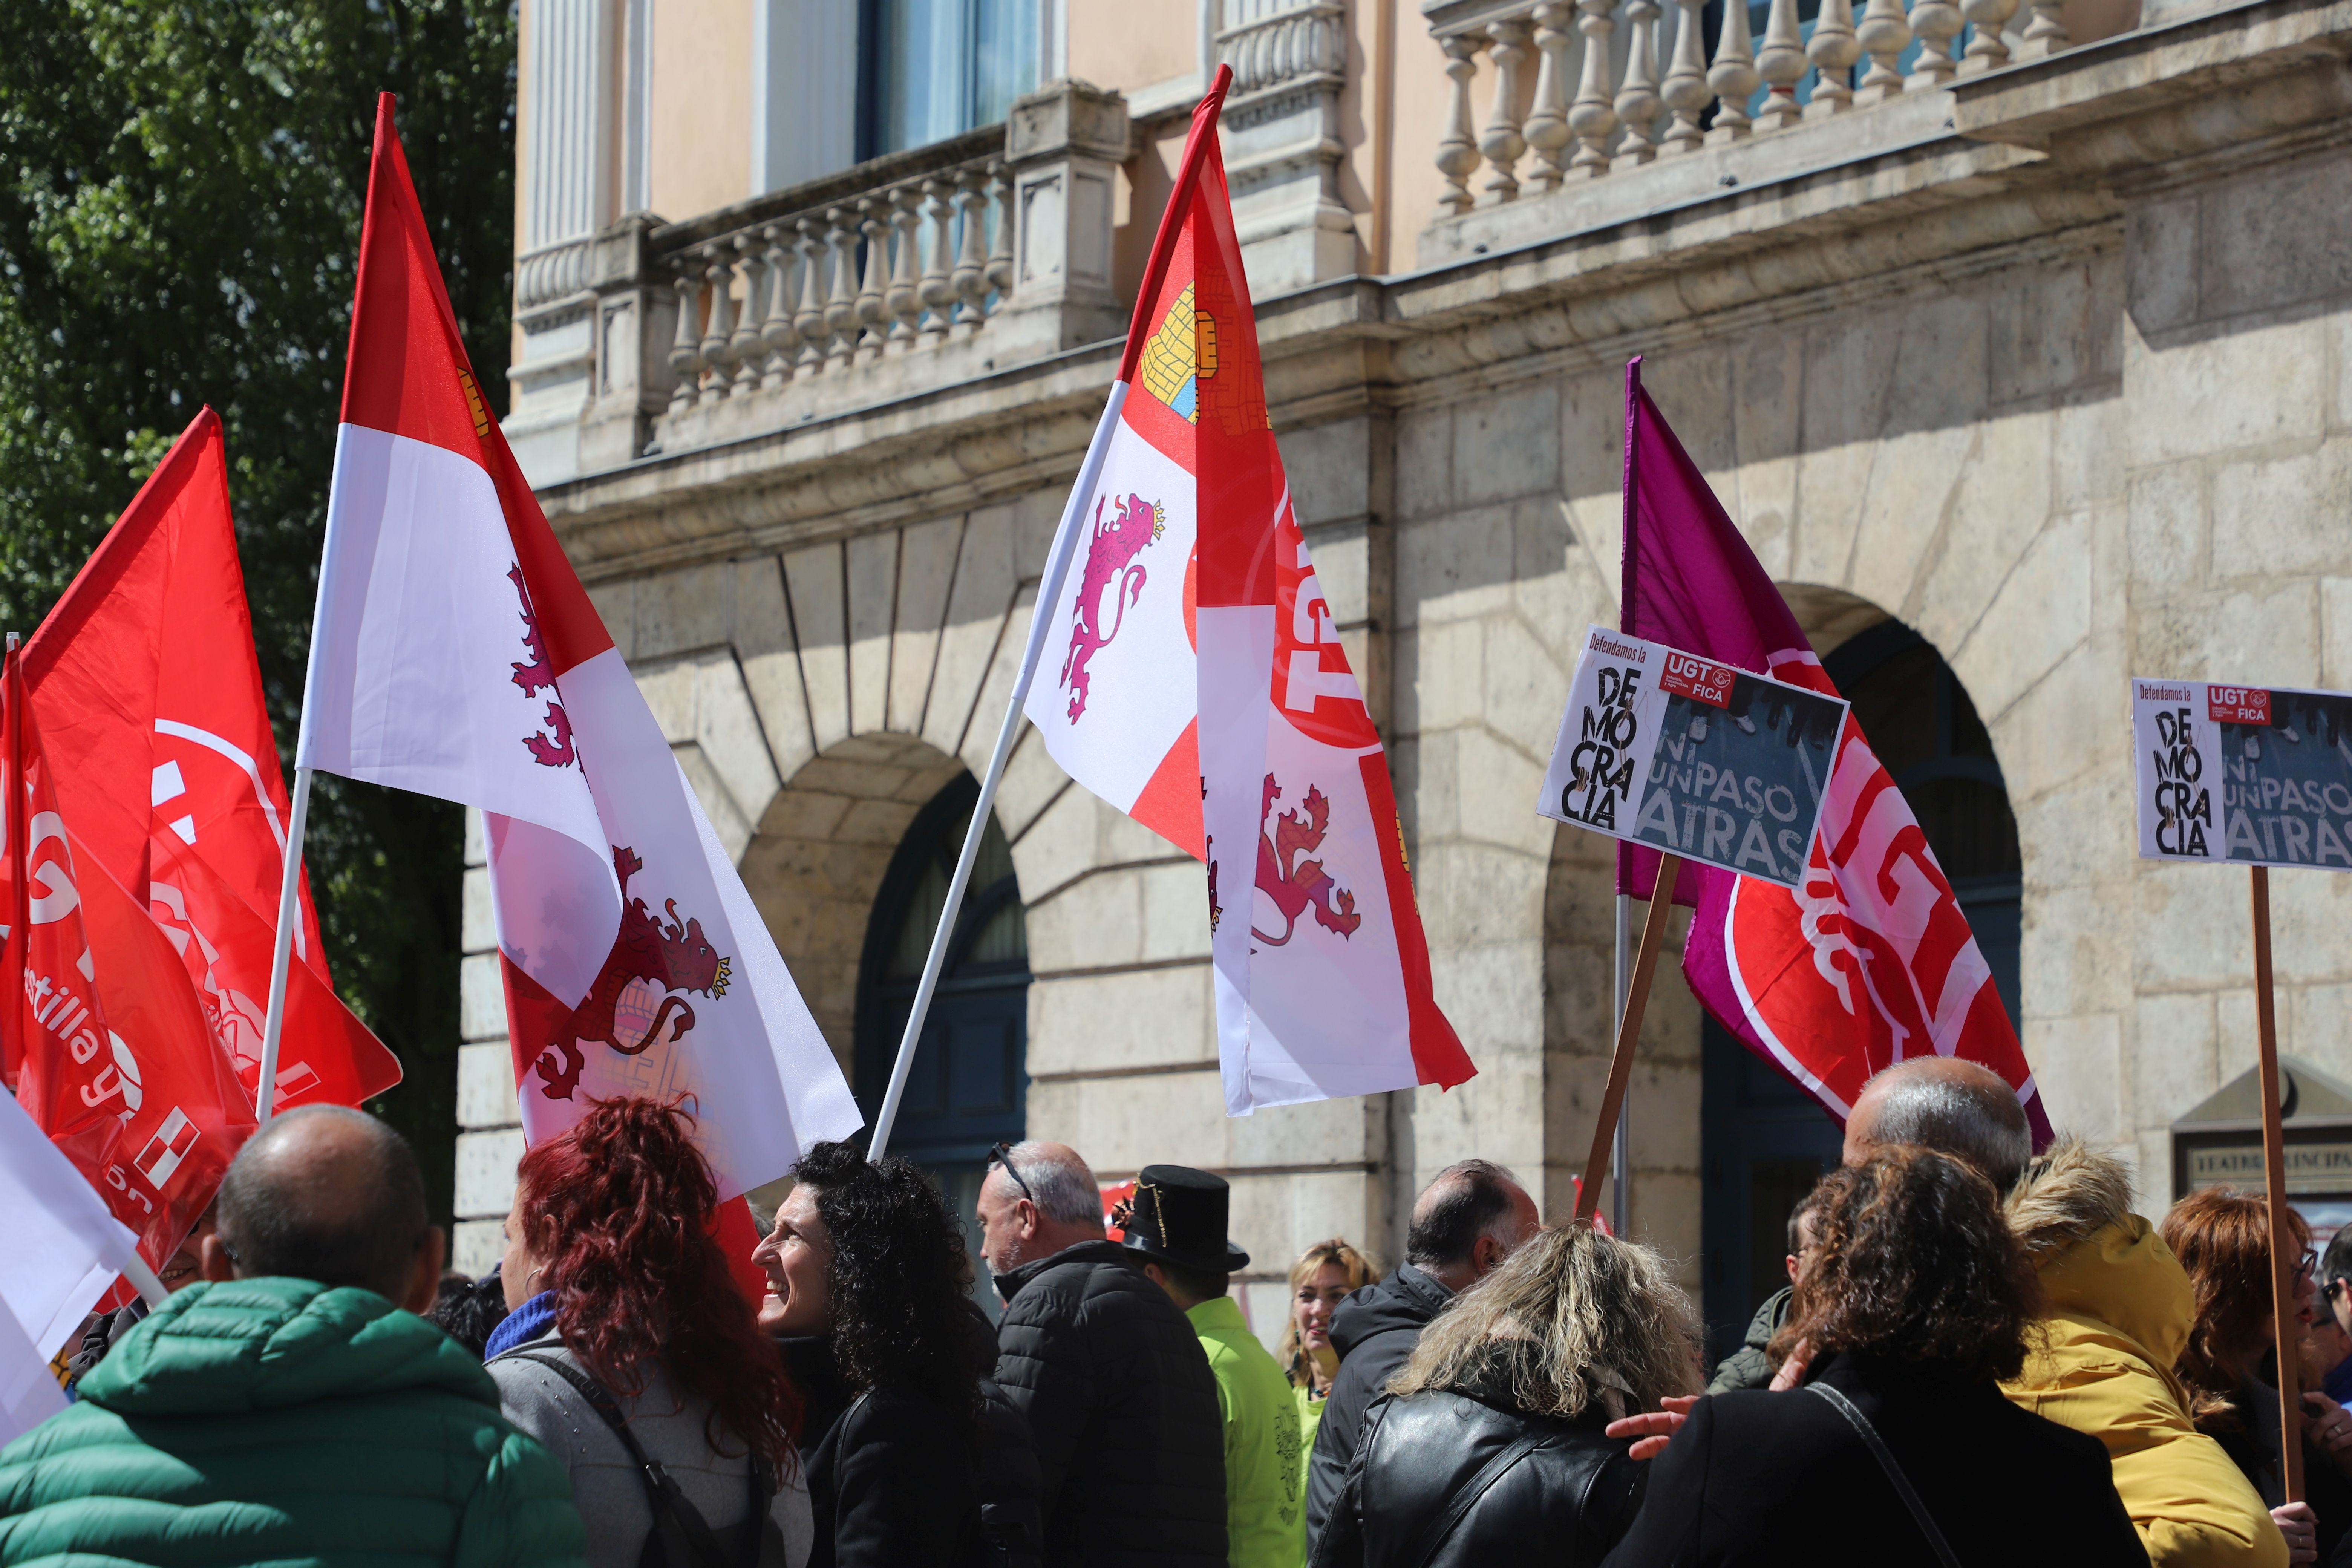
[[1309, 1225, 1700, 1568], [1277, 1239, 1378, 1453]]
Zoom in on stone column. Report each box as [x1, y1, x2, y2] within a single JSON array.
[[575, 214, 680, 472], [453, 809, 522, 1277], [990, 80, 1132, 358], [508, 0, 617, 488], [1216, 0, 1355, 293]]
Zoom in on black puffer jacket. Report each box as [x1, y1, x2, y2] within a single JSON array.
[[994, 1239, 1225, 1568], [1312, 1385, 1646, 1568], [1304, 1265, 1453, 1546], [787, 1317, 1044, 1568]]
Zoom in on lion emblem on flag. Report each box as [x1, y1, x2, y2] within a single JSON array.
[[534, 845, 732, 1100], [1253, 774, 1361, 946], [1060, 491, 1165, 723]]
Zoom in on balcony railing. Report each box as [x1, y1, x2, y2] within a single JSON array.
[[652, 127, 1013, 431], [1417, 0, 2076, 253], [506, 80, 1133, 484]]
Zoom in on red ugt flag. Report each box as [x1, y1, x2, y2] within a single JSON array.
[[22, 409, 401, 1112], [0, 649, 255, 1272], [1615, 360, 2049, 1138], [294, 95, 859, 1196], [1021, 68, 1473, 1112]]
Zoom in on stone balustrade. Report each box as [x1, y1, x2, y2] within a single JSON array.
[[1420, 0, 2070, 226], [654, 135, 1014, 423], [505, 78, 1133, 488]]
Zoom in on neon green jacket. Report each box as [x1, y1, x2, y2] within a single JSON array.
[[1188, 1296, 1304, 1568]]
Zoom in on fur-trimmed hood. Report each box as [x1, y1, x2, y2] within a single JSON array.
[[2005, 1136, 2193, 1370]]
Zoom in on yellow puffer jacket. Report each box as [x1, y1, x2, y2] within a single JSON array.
[[2000, 1138, 2285, 1568]]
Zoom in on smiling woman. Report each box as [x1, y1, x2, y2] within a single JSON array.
[[765, 1139, 1043, 1568]]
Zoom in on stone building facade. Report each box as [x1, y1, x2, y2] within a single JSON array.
[[461, 0, 2352, 1351]]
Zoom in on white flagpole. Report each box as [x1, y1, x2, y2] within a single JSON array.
[[868, 385, 1130, 1162], [253, 766, 314, 1121]]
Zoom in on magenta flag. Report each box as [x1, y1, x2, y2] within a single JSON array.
[[1614, 358, 2050, 1139]]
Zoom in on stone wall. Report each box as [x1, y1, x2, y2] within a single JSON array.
[[479, 2, 2352, 1323]]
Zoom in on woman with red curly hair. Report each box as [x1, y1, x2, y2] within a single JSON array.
[[485, 1096, 811, 1568]]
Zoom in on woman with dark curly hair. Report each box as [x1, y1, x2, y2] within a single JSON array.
[[1599, 1145, 2145, 1567], [2162, 1186, 2347, 1563], [755, 1139, 1041, 1568], [485, 1096, 810, 1568]]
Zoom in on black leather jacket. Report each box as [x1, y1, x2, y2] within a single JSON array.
[[1311, 1386, 1645, 1568]]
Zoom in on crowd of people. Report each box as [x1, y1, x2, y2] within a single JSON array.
[[7, 1061, 2352, 1566]]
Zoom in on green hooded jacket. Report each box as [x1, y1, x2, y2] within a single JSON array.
[[0, 1277, 588, 1568], [1187, 1295, 1303, 1568]]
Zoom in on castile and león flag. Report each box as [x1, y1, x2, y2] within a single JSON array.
[[1011, 65, 1474, 1117], [288, 94, 861, 1210]]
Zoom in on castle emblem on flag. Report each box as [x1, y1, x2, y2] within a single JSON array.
[[533, 845, 733, 1101], [1252, 775, 1360, 947], [1060, 492, 1165, 723], [1140, 282, 1214, 421], [508, 564, 576, 768]]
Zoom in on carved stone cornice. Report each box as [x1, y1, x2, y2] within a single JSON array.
[[535, 0, 2352, 585]]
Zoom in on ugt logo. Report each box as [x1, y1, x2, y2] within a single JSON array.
[[534, 846, 733, 1100], [1060, 492, 1164, 723]]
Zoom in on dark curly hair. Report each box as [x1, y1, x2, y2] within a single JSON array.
[[2161, 1185, 2310, 1430], [516, 1096, 800, 1470], [791, 1140, 985, 1434], [1771, 1145, 2040, 1385]]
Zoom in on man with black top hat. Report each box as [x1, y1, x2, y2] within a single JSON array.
[[1124, 1166, 1304, 1568], [978, 1140, 1226, 1568]]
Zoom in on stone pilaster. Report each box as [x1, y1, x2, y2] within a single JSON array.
[[452, 808, 521, 1277]]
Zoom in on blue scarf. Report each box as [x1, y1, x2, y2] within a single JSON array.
[[483, 1289, 558, 1361]]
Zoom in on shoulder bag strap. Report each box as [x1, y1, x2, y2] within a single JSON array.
[[1403, 1421, 1548, 1568], [494, 1350, 747, 1568], [1803, 1383, 1964, 1568]]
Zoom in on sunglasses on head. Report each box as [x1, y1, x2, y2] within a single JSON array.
[[989, 1142, 1037, 1209]]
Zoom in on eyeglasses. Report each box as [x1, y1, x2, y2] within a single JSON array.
[[989, 1142, 1037, 1209]]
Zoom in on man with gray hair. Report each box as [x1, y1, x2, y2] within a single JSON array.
[[1842, 1055, 2034, 1191], [0, 1106, 586, 1566], [978, 1141, 1225, 1568], [1303, 1158, 1540, 1548]]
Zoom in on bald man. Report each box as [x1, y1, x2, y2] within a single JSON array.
[[1303, 1159, 1540, 1549], [979, 1141, 1226, 1568], [1842, 1056, 2033, 1192], [0, 1107, 587, 1566]]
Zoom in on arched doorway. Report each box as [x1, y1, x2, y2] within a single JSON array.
[[854, 774, 1029, 1303], [1699, 615, 2023, 1361]]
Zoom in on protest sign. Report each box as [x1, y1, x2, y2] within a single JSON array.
[[1541, 627, 1847, 889], [2127, 673, 2352, 1502], [2133, 679, 2352, 869]]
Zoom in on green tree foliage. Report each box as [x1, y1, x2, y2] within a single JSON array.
[[0, 0, 518, 1223]]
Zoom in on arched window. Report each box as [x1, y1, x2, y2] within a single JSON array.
[[855, 775, 1029, 1302], [1701, 618, 2021, 1363]]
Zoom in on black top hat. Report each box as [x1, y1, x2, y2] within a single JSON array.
[[1116, 1165, 1249, 1274]]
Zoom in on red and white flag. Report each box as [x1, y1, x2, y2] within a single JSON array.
[[1023, 70, 1473, 1113], [0, 650, 256, 1274], [0, 1078, 145, 1432], [22, 409, 400, 1113], [295, 95, 859, 1192]]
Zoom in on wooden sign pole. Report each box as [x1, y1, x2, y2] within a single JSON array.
[[2252, 865, 2305, 1504], [1577, 852, 1683, 1224]]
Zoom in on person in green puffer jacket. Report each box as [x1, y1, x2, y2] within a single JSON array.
[[0, 1105, 587, 1568]]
